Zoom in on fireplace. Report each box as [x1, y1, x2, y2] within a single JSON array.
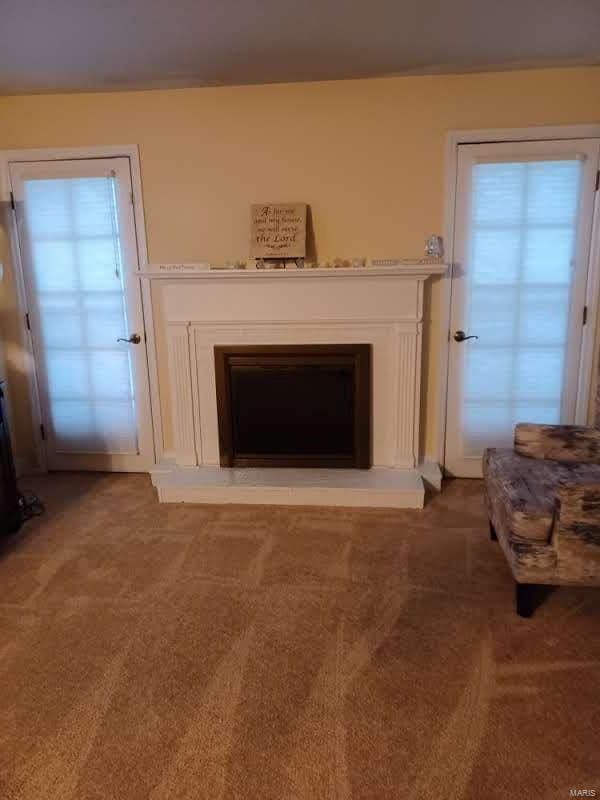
[[214, 344, 371, 468], [153, 262, 446, 507]]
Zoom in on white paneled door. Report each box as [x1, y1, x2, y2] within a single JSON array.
[[445, 139, 600, 477], [10, 158, 154, 471]]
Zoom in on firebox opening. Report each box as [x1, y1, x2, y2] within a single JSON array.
[[214, 345, 371, 468]]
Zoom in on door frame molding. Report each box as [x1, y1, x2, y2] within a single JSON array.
[[438, 124, 600, 470], [0, 145, 162, 471]]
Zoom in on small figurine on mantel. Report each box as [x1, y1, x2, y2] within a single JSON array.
[[425, 234, 444, 259]]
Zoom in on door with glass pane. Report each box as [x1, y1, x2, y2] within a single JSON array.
[[10, 158, 154, 471], [445, 139, 600, 477]]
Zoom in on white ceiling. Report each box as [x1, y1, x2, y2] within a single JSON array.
[[1, 0, 599, 94]]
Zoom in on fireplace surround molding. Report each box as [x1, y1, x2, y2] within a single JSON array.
[[150, 263, 446, 508]]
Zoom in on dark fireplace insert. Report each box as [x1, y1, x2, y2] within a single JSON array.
[[214, 344, 371, 468]]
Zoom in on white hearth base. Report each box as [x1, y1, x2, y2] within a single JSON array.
[[151, 464, 427, 508]]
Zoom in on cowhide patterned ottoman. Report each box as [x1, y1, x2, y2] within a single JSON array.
[[483, 423, 600, 617]]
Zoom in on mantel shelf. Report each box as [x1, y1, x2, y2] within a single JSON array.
[[140, 263, 447, 280]]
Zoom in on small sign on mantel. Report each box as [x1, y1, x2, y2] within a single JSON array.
[[153, 263, 210, 274], [250, 203, 307, 259]]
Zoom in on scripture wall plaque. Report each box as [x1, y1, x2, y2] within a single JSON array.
[[250, 203, 307, 259]]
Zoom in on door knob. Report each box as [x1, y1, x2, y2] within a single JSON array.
[[453, 330, 478, 342], [117, 334, 141, 344]]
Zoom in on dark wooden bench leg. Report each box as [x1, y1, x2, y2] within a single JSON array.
[[489, 520, 498, 541], [516, 582, 535, 618]]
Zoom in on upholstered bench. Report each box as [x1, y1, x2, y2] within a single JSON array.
[[483, 423, 600, 617]]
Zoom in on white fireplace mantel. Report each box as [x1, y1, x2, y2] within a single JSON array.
[[150, 263, 446, 508], [140, 262, 446, 281]]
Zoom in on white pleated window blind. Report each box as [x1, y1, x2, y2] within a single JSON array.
[[23, 176, 138, 454], [463, 158, 582, 451]]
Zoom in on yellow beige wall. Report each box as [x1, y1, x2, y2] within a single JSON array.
[[0, 67, 599, 466]]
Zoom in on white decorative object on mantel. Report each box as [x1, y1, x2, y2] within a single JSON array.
[[425, 235, 444, 259], [150, 262, 446, 508], [142, 262, 211, 276], [371, 258, 444, 267]]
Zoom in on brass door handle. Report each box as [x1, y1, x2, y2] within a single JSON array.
[[453, 330, 478, 342], [117, 334, 141, 344]]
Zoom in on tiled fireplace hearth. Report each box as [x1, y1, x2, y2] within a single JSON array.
[[150, 263, 446, 508]]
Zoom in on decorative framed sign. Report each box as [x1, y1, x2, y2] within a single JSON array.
[[250, 203, 307, 259]]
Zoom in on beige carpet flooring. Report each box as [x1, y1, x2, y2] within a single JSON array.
[[0, 474, 598, 800]]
